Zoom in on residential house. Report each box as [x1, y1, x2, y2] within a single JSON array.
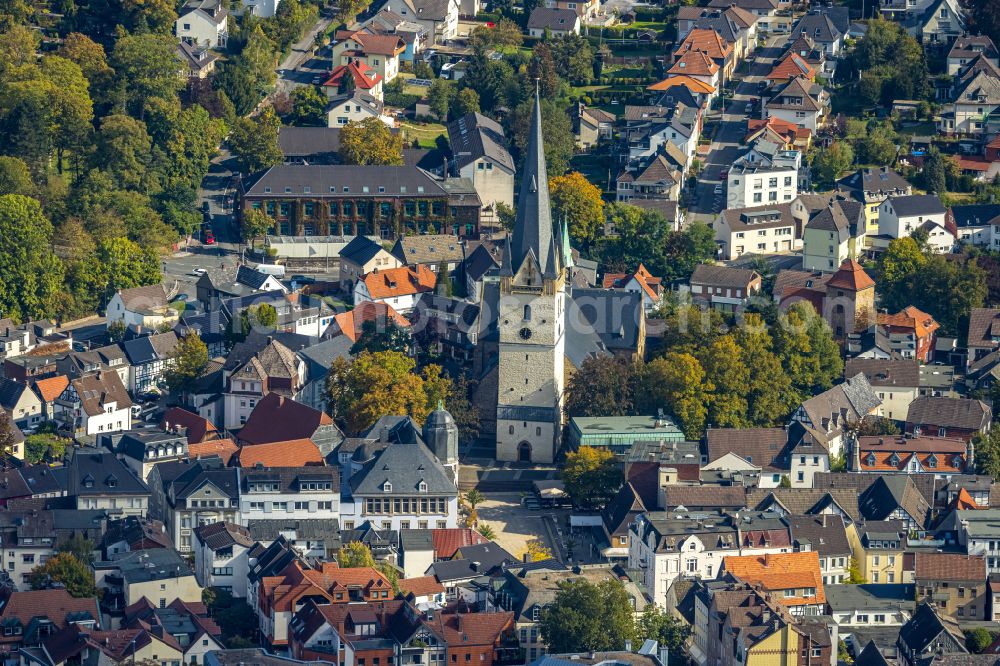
[[905, 395, 992, 444], [601, 264, 664, 311], [321, 61, 384, 101], [575, 104, 615, 149], [354, 265, 436, 314], [792, 372, 882, 457], [715, 204, 797, 259], [853, 433, 972, 477], [24, 623, 183, 666], [446, 114, 515, 209], [175, 0, 228, 49], [93, 548, 202, 611], [489, 564, 645, 663], [947, 35, 999, 75], [390, 234, 464, 273], [949, 203, 1000, 248], [897, 602, 968, 666], [65, 450, 150, 515], [968, 308, 1000, 375], [911, 0, 966, 47], [616, 155, 682, 203], [239, 466, 340, 525], [526, 8, 580, 37], [686, 6, 759, 63], [837, 167, 913, 241], [105, 285, 178, 331], [234, 439, 323, 467], [545, 0, 599, 20], [675, 28, 735, 83], [149, 457, 240, 552], [55, 360, 130, 431], [0, 379, 42, 431], [688, 264, 762, 312], [100, 515, 172, 557], [721, 551, 825, 616], [339, 236, 402, 292], [855, 520, 908, 584], [765, 77, 829, 132], [707, 0, 780, 33], [824, 583, 915, 628], [745, 117, 812, 150], [121, 598, 225, 665], [160, 407, 220, 445], [192, 521, 255, 594], [877, 194, 953, 252], [703, 427, 792, 488], [221, 335, 304, 429], [877, 306, 940, 362], [725, 143, 801, 209], [791, 9, 846, 56], [786, 514, 853, 585], [103, 428, 190, 483], [121, 332, 178, 393], [941, 69, 1000, 136], [408, 293, 482, 364], [915, 552, 988, 620], [289, 599, 415, 664], [326, 300, 409, 343], [332, 29, 405, 83], [801, 199, 866, 272], [0, 588, 100, 662], [766, 52, 817, 86], [0, 509, 105, 588], [667, 49, 721, 95], [857, 476, 930, 531], [380, 0, 459, 45], [844, 358, 920, 421], [326, 91, 392, 128], [359, 10, 427, 63], [953, 508, 1000, 573]]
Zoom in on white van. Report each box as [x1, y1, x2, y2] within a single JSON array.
[[254, 263, 286, 277]]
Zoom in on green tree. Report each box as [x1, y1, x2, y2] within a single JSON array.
[[974, 428, 1000, 479], [846, 556, 864, 584], [24, 432, 68, 464], [427, 79, 455, 120], [454, 88, 480, 118], [855, 415, 900, 436], [290, 85, 328, 126], [528, 42, 561, 98], [29, 553, 97, 597], [636, 605, 690, 656], [0, 409, 19, 459], [698, 335, 750, 429], [241, 207, 274, 249], [878, 236, 926, 311], [336, 0, 372, 22], [922, 147, 947, 194], [350, 320, 411, 355], [111, 32, 183, 118], [639, 353, 711, 439], [540, 579, 636, 653], [0, 195, 64, 322], [562, 447, 623, 510], [0, 156, 33, 196], [340, 117, 404, 166], [241, 25, 278, 89], [97, 236, 161, 292], [773, 302, 842, 399], [477, 523, 496, 540], [229, 108, 283, 174], [163, 333, 209, 393], [336, 541, 400, 593], [57, 536, 96, 563], [548, 33, 593, 84], [549, 171, 604, 247], [565, 356, 637, 418], [96, 114, 152, 190], [735, 314, 796, 426], [966, 628, 994, 654], [814, 141, 854, 187], [509, 96, 574, 176]]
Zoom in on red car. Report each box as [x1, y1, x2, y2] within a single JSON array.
[[204, 230, 215, 245]]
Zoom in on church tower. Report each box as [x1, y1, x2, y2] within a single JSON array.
[[495, 87, 568, 464], [423, 402, 459, 486]]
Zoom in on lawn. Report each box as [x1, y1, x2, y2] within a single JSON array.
[[400, 121, 447, 148], [897, 121, 937, 136]]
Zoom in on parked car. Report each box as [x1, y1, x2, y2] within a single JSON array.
[[201, 201, 210, 213], [192, 268, 207, 276], [204, 229, 215, 245]]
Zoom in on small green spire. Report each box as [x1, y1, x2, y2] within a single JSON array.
[[561, 214, 574, 270], [437, 399, 445, 411]]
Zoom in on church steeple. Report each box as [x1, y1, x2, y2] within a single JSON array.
[[508, 84, 559, 279]]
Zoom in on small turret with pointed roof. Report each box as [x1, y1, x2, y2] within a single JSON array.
[[504, 83, 561, 280]]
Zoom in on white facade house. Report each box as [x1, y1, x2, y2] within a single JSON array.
[[55, 372, 132, 437], [106, 285, 178, 330], [715, 203, 798, 260], [726, 144, 801, 209], [353, 265, 435, 314], [327, 92, 393, 128], [381, 0, 458, 44], [241, 0, 280, 17], [940, 71, 1000, 136], [193, 522, 255, 595], [175, 0, 228, 49], [878, 194, 953, 253], [238, 467, 341, 525], [447, 113, 516, 209]]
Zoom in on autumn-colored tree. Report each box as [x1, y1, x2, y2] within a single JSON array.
[[522, 539, 554, 563], [565, 356, 638, 417], [163, 333, 209, 394], [29, 553, 97, 598], [562, 447, 622, 510], [326, 351, 438, 434], [697, 335, 749, 429], [340, 118, 404, 166], [549, 171, 604, 247], [640, 352, 712, 439], [734, 314, 796, 425], [336, 541, 400, 593]]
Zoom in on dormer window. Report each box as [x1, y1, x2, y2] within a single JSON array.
[[865, 453, 876, 466], [383, 481, 392, 492], [418, 481, 428, 492], [927, 454, 937, 468], [888, 453, 900, 466], [954, 455, 964, 467]]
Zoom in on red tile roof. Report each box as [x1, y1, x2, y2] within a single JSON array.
[[432, 528, 489, 559], [399, 575, 445, 598], [0, 589, 101, 637], [33, 375, 69, 403], [677, 28, 732, 60], [360, 265, 436, 300], [237, 393, 334, 446], [723, 552, 825, 606], [423, 611, 515, 648], [188, 438, 238, 463], [161, 407, 219, 444], [602, 263, 663, 301], [335, 29, 406, 56], [235, 439, 323, 467], [951, 487, 981, 511], [878, 306, 939, 340], [914, 552, 986, 581], [668, 49, 720, 77], [826, 259, 875, 291], [768, 52, 816, 80], [647, 75, 716, 94], [332, 301, 410, 343], [322, 61, 382, 91]]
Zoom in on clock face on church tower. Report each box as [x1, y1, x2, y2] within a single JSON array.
[[519, 327, 533, 340]]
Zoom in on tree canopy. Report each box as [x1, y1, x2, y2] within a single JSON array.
[[540, 579, 636, 653], [340, 117, 404, 166]]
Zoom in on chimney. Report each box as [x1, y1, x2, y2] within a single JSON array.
[[625, 640, 632, 653]]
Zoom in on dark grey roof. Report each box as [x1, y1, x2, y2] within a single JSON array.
[[844, 357, 920, 388], [241, 466, 339, 494], [298, 337, 354, 371], [793, 10, 844, 43], [102, 548, 195, 584], [462, 243, 501, 282], [838, 167, 911, 197], [906, 396, 991, 431], [858, 476, 929, 526], [886, 194, 946, 218], [166, 459, 239, 503], [278, 126, 341, 158], [399, 529, 434, 551], [236, 265, 277, 290], [208, 648, 336, 666], [112, 430, 188, 461], [504, 89, 559, 279], [898, 602, 966, 655], [349, 439, 457, 496], [785, 514, 851, 557], [0, 378, 31, 410], [67, 450, 150, 497], [825, 584, 915, 613], [427, 543, 515, 581], [566, 288, 643, 352], [194, 522, 254, 550], [689, 264, 759, 289], [244, 165, 447, 198], [447, 113, 513, 172], [526, 7, 577, 30], [246, 519, 342, 543], [340, 236, 387, 266], [951, 203, 1000, 229]]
